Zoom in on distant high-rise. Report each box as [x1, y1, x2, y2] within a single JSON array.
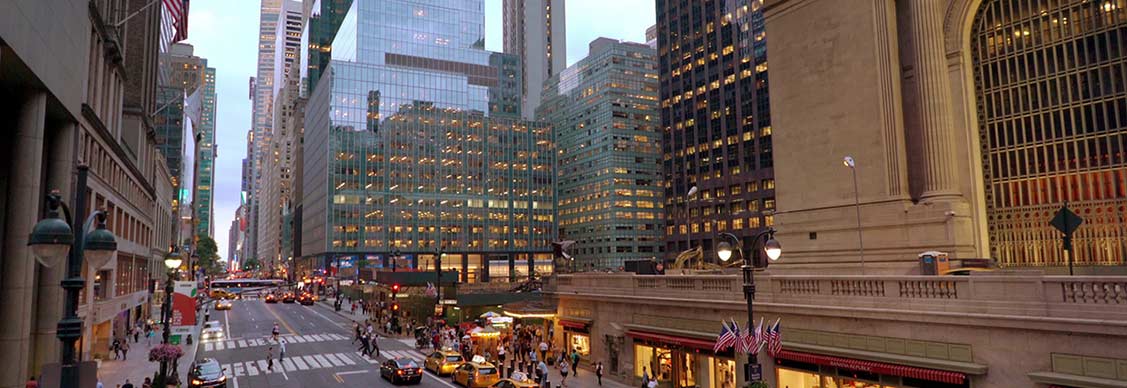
[[503, 0, 566, 120], [247, 0, 283, 265], [303, 0, 556, 282], [656, 0, 774, 264], [195, 67, 217, 238], [538, 38, 664, 270]]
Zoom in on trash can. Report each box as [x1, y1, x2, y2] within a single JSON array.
[[918, 251, 950, 275]]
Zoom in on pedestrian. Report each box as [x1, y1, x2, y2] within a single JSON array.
[[111, 338, 121, 360], [272, 322, 280, 341], [267, 347, 275, 371], [146, 328, 153, 346], [96, 380, 103, 388], [358, 333, 371, 357], [570, 349, 580, 376], [641, 367, 650, 388], [24, 376, 37, 388], [560, 359, 570, 387], [121, 379, 134, 388], [538, 340, 548, 363], [353, 322, 361, 344], [596, 362, 604, 386], [120, 341, 129, 360], [132, 327, 139, 343], [371, 331, 380, 358], [141, 377, 152, 388], [279, 340, 286, 362], [497, 343, 507, 376], [537, 360, 550, 388]]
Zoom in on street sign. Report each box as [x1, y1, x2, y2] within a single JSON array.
[[1049, 205, 1084, 237], [746, 363, 762, 381]]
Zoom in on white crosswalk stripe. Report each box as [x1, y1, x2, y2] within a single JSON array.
[[222, 364, 234, 378], [201, 332, 349, 352], [335, 352, 357, 365], [282, 359, 296, 371], [215, 341, 225, 351], [204, 343, 214, 352], [357, 351, 379, 364], [303, 355, 321, 368], [293, 356, 309, 370]]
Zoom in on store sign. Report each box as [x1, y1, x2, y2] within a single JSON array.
[[172, 281, 197, 343], [439, 299, 458, 305], [489, 316, 514, 324]]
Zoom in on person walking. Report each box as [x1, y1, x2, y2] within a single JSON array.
[[538, 340, 548, 363], [595, 362, 604, 386], [121, 379, 134, 388], [120, 341, 129, 360], [272, 322, 280, 341], [132, 326, 140, 343], [537, 360, 550, 388], [279, 339, 287, 362], [371, 331, 380, 358], [267, 347, 275, 371], [111, 338, 121, 360], [570, 349, 580, 376], [358, 332, 371, 357], [497, 343, 507, 376], [559, 359, 570, 387], [353, 322, 362, 344]]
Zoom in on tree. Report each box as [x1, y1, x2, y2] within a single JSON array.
[[196, 235, 223, 275]]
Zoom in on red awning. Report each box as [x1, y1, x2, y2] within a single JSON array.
[[559, 319, 588, 330], [776, 350, 966, 385], [625, 330, 715, 351]]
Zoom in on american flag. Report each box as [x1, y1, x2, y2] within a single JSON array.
[[425, 282, 438, 298], [743, 317, 763, 355], [713, 320, 738, 353], [766, 318, 782, 357], [164, 0, 190, 42]]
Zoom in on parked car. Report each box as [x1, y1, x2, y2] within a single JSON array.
[[188, 358, 227, 387], [381, 357, 423, 385]]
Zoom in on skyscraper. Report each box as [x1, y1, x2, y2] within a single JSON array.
[[302, 0, 556, 282], [195, 67, 217, 238], [503, 0, 566, 120], [656, 0, 774, 265], [247, 0, 283, 265], [538, 38, 664, 270]]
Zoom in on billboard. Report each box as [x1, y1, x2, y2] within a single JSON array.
[[171, 280, 197, 343]]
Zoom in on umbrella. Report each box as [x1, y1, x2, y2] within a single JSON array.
[[480, 311, 499, 318]]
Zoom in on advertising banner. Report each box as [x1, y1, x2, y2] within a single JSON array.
[[171, 280, 197, 343]]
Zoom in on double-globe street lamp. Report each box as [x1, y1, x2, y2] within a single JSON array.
[[28, 165, 118, 388], [155, 248, 183, 387], [715, 228, 781, 383]]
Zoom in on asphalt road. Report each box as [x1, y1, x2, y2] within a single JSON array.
[[195, 298, 458, 388]]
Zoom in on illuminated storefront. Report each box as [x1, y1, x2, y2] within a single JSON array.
[[775, 351, 968, 388], [559, 318, 592, 356], [628, 330, 737, 388]]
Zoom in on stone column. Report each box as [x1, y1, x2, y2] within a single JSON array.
[[906, 0, 961, 200], [0, 92, 47, 388], [31, 120, 77, 378]]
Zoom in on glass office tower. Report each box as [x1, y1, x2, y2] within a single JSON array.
[[539, 38, 664, 270], [303, 0, 555, 283]]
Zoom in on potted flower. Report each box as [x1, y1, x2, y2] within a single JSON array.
[[746, 381, 770, 388], [148, 344, 184, 363]]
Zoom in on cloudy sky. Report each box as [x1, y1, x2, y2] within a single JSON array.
[[184, 0, 656, 259]]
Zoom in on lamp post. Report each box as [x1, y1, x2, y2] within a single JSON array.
[[843, 156, 865, 274], [28, 165, 118, 388], [155, 248, 183, 387], [716, 228, 781, 384]]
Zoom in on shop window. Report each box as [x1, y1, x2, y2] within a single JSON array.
[[569, 333, 590, 356]]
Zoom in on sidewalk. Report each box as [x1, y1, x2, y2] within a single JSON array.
[[503, 361, 631, 388], [98, 312, 204, 386]]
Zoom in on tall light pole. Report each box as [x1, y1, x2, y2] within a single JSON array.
[[156, 248, 183, 388], [843, 156, 866, 274], [686, 185, 699, 268], [716, 229, 781, 383], [28, 165, 119, 388]]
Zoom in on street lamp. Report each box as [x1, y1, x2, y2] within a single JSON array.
[[155, 247, 182, 387], [27, 165, 118, 388], [715, 229, 780, 383], [843, 156, 865, 274]]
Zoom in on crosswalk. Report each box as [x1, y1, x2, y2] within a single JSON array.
[[202, 333, 349, 352], [354, 349, 428, 364], [218, 349, 429, 379]]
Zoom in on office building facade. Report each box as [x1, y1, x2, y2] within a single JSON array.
[[656, 0, 775, 265], [538, 38, 664, 270], [503, 0, 567, 119], [195, 67, 217, 238], [764, 0, 1126, 273], [246, 0, 284, 265], [302, 0, 556, 283]]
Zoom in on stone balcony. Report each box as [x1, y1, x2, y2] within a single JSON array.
[[547, 272, 1127, 335]]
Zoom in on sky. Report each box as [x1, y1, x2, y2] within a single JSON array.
[[185, 0, 656, 260]]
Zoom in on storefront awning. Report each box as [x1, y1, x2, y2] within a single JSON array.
[[559, 316, 592, 330], [625, 329, 716, 351], [777, 350, 966, 385]]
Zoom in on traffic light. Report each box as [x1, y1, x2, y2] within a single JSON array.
[[391, 283, 400, 293], [391, 302, 400, 312]]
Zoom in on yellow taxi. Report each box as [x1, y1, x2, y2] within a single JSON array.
[[490, 372, 537, 388], [209, 289, 236, 300], [451, 361, 499, 388], [424, 349, 464, 375]]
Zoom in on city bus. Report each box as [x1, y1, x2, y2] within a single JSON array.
[[208, 278, 284, 298]]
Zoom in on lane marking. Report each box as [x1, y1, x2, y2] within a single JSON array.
[[336, 370, 368, 375], [303, 355, 321, 368], [324, 353, 345, 367], [246, 361, 259, 376], [225, 340, 235, 348], [263, 303, 298, 335], [336, 352, 357, 365], [234, 363, 246, 377], [293, 356, 309, 370], [215, 341, 225, 351], [256, 360, 269, 374], [314, 354, 332, 368], [204, 343, 214, 352]]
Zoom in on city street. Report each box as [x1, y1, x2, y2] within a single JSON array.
[[199, 298, 443, 388]]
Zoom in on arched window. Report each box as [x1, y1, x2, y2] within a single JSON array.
[[971, 0, 1127, 268]]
